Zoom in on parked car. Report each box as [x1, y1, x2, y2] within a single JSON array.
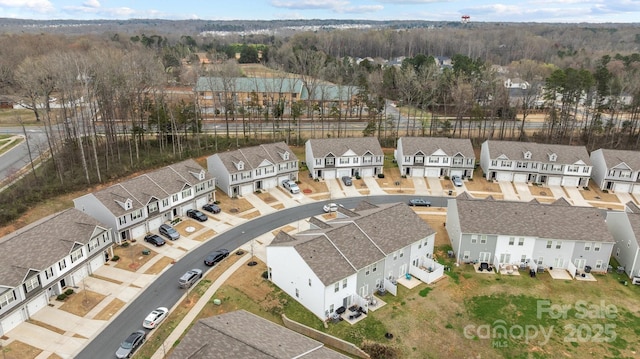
[[323, 203, 343, 213], [159, 224, 180, 240], [186, 209, 208, 222], [144, 234, 166, 247], [204, 249, 230, 266], [408, 198, 431, 207], [143, 307, 169, 329], [282, 179, 300, 194], [341, 176, 353, 186], [115, 330, 146, 359], [451, 175, 463, 187], [203, 203, 221, 214], [179, 268, 203, 288]]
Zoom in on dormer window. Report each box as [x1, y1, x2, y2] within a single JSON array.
[[189, 170, 206, 181], [282, 151, 290, 160], [523, 151, 531, 160], [548, 153, 557, 162], [235, 161, 244, 171]]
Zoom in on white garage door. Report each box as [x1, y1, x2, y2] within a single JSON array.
[[496, 172, 513, 182], [26, 293, 48, 317], [411, 168, 424, 177], [1, 309, 24, 335], [450, 169, 464, 178], [181, 203, 195, 215], [613, 182, 631, 193], [148, 217, 162, 231], [562, 177, 579, 187], [632, 184, 640, 194], [337, 169, 351, 178], [361, 168, 374, 177], [323, 170, 336, 179], [513, 173, 527, 183], [71, 266, 88, 287], [240, 184, 254, 196], [89, 254, 104, 273], [131, 224, 146, 239], [278, 175, 290, 185], [263, 178, 277, 190], [196, 196, 208, 208], [425, 168, 440, 178], [548, 176, 562, 186]]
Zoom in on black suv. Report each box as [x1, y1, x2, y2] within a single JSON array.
[[204, 249, 230, 266], [144, 234, 166, 246], [203, 203, 221, 214], [186, 209, 208, 222]]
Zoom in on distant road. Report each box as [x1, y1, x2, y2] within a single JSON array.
[[0, 127, 48, 185]]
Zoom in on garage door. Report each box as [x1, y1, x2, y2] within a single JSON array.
[[71, 266, 88, 287], [513, 173, 527, 183], [562, 177, 579, 187], [450, 169, 463, 178], [360, 168, 374, 177], [337, 169, 351, 178], [411, 168, 424, 177], [196, 196, 208, 208], [323, 170, 336, 179], [548, 176, 562, 186], [263, 178, 277, 190], [148, 217, 162, 231], [26, 293, 48, 317], [1, 309, 24, 335], [632, 184, 640, 194], [240, 184, 254, 196], [278, 175, 290, 185], [131, 224, 146, 239], [425, 168, 440, 178], [89, 254, 104, 273], [496, 172, 513, 182], [613, 183, 631, 193]]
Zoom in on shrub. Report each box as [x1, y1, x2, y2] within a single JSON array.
[[64, 288, 74, 295], [401, 175, 407, 179], [121, 242, 130, 248], [57, 294, 67, 301], [444, 175, 450, 180], [111, 255, 120, 261], [262, 270, 269, 279], [377, 173, 385, 179]]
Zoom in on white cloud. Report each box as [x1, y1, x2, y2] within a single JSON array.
[[340, 5, 384, 13], [0, 0, 53, 12], [82, 0, 100, 8], [271, 0, 350, 10]]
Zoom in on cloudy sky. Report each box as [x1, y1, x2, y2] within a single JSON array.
[[1, 0, 639, 22]]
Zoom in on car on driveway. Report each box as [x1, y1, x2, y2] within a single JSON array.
[[115, 330, 146, 359], [282, 179, 300, 194], [451, 175, 463, 187], [323, 203, 343, 213], [144, 234, 166, 247], [179, 268, 203, 288], [341, 176, 352, 186], [186, 209, 208, 222], [158, 224, 179, 240], [143, 307, 169, 329], [408, 198, 431, 207], [204, 249, 230, 266], [202, 203, 221, 214]]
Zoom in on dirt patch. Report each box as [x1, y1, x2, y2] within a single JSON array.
[[27, 320, 65, 334], [1, 340, 42, 359], [93, 298, 126, 321], [91, 274, 123, 285], [113, 243, 157, 272], [309, 193, 331, 200], [241, 210, 261, 219], [358, 189, 371, 195], [529, 185, 553, 197], [376, 167, 414, 191], [271, 203, 285, 210], [174, 220, 204, 236], [297, 176, 329, 194], [581, 182, 620, 203], [72, 333, 87, 339], [464, 174, 502, 193], [474, 193, 504, 200], [272, 225, 296, 236], [59, 290, 105, 317], [256, 192, 277, 204], [144, 256, 176, 274], [46, 353, 64, 359], [216, 193, 254, 214], [192, 229, 216, 242], [418, 213, 450, 247]]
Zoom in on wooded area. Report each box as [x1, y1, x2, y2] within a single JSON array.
[[1, 21, 640, 225]]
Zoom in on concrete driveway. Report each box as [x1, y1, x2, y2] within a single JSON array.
[[514, 183, 534, 202], [498, 182, 519, 201], [563, 187, 591, 207]]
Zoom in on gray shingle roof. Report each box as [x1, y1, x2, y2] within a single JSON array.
[[399, 137, 475, 158], [307, 137, 383, 158], [453, 197, 614, 242], [599, 149, 640, 170], [212, 142, 297, 174], [270, 202, 436, 285], [484, 140, 590, 165], [169, 310, 349, 359], [0, 208, 106, 287], [195, 77, 303, 95], [626, 212, 640, 247]]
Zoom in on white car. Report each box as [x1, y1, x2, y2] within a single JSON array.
[[143, 307, 169, 329], [282, 180, 300, 194], [323, 203, 343, 213]]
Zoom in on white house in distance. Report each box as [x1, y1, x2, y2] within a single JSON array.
[[395, 137, 475, 178], [446, 194, 614, 275], [607, 202, 640, 279], [266, 201, 440, 321], [0, 209, 113, 335], [74, 159, 215, 243], [207, 142, 298, 197], [480, 140, 591, 187], [590, 148, 640, 194], [305, 137, 384, 179]]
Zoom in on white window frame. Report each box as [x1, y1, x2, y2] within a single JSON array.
[[71, 249, 83, 263], [25, 277, 39, 292], [0, 291, 16, 309], [594, 243, 601, 252]]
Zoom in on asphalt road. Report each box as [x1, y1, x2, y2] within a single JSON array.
[[76, 194, 447, 359], [0, 127, 48, 183]]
